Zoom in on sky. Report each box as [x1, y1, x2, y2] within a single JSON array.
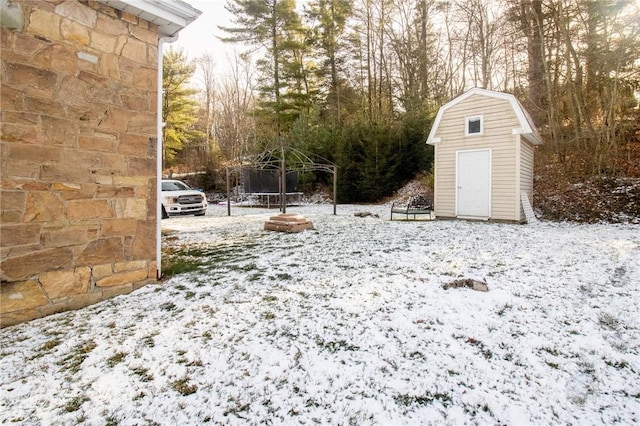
[[170, 0, 238, 78]]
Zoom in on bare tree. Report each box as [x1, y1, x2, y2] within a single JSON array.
[[385, 0, 438, 112], [454, 0, 506, 90], [511, 0, 639, 174], [214, 53, 257, 164], [197, 53, 217, 148]]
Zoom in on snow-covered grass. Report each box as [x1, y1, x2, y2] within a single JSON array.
[[2, 204, 639, 425]]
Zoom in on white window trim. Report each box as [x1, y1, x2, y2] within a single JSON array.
[[465, 115, 484, 136]]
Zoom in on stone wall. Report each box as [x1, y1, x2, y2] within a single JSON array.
[[1, 0, 160, 327]]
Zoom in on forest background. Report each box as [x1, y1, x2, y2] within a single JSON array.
[[162, 0, 640, 221]]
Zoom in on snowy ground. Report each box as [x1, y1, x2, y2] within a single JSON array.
[[2, 204, 639, 425]]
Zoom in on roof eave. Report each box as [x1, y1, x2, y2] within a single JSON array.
[[513, 128, 543, 145], [97, 0, 201, 38], [524, 133, 543, 145]]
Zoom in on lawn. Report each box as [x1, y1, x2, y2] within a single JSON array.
[[1, 204, 639, 425]]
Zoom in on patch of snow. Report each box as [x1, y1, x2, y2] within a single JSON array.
[[1, 204, 639, 425]]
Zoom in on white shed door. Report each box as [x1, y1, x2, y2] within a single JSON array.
[[457, 149, 491, 218]]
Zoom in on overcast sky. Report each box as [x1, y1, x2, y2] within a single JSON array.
[[170, 0, 238, 77]]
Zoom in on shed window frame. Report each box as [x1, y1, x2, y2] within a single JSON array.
[[465, 115, 484, 136]]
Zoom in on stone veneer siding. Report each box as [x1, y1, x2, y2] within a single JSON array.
[[1, 0, 160, 327]]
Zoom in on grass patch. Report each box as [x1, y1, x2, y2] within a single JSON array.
[[409, 351, 426, 360], [104, 413, 122, 426], [57, 340, 97, 374], [228, 262, 258, 272], [133, 391, 146, 401], [159, 301, 177, 311], [598, 313, 619, 330], [545, 360, 559, 369], [541, 346, 560, 356], [316, 338, 359, 353], [395, 391, 452, 407], [162, 259, 202, 277], [223, 397, 251, 417], [41, 338, 62, 351], [106, 351, 127, 368], [465, 337, 493, 359], [463, 403, 493, 417], [64, 395, 89, 412], [248, 272, 264, 281], [274, 273, 292, 280], [32, 338, 63, 359], [142, 335, 156, 348], [605, 359, 629, 369], [496, 303, 512, 317], [161, 242, 261, 278], [262, 311, 276, 320], [131, 366, 153, 382], [171, 376, 198, 396]]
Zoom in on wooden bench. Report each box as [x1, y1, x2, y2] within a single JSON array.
[[391, 195, 433, 220]]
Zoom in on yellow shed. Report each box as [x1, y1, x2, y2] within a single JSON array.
[[426, 88, 542, 222]]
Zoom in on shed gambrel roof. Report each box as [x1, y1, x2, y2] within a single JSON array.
[[426, 87, 543, 146]]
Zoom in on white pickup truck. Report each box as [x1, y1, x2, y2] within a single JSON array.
[[161, 179, 207, 218]]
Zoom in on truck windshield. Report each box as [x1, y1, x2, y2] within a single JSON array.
[[162, 181, 190, 191]]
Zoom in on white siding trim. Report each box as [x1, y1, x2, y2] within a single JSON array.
[[515, 134, 522, 221], [97, 0, 202, 37], [454, 150, 460, 216], [433, 144, 439, 217]]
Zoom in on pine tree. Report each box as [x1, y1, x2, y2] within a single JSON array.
[[162, 47, 203, 167], [221, 0, 312, 134]]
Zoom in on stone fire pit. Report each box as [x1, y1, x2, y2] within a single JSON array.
[[264, 213, 314, 233]]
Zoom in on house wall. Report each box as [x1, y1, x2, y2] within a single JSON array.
[[1, 0, 160, 327], [433, 94, 521, 221]]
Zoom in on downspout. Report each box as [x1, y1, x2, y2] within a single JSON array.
[[156, 35, 178, 279]]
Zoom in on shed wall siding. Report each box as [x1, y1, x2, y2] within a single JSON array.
[[0, 1, 160, 327], [433, 95, 520, 220], [519, 140, 535, 220]]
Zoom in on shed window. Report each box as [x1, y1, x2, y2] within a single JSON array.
[[466, 115, 483, 136]]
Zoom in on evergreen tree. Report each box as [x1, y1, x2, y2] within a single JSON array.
[[306, 0, 353, 122], [162, 47, 203, 167], [221, 0, 312, 134]]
